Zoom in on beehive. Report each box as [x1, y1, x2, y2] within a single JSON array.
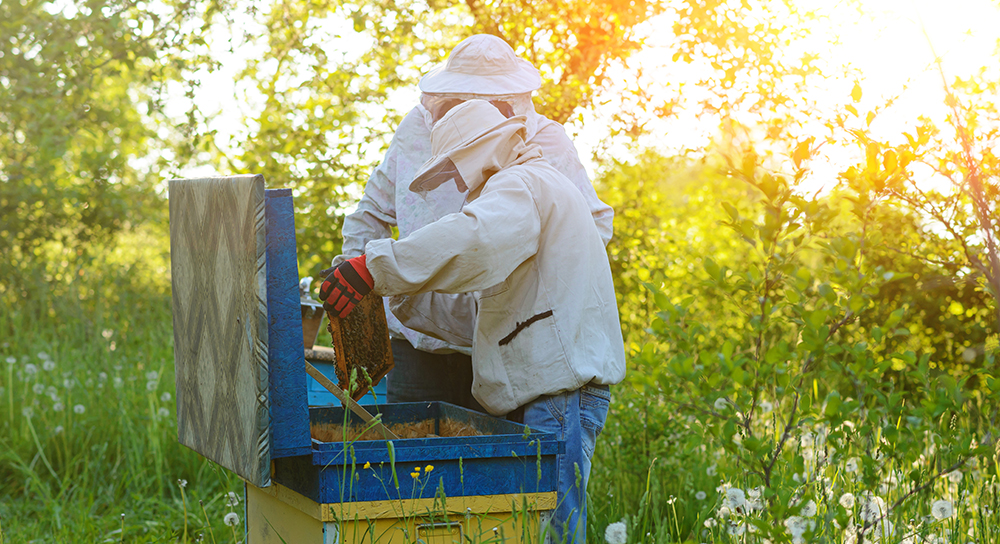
[[168, 176, 560, 544]]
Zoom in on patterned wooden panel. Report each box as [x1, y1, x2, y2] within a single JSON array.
[[326, 295, 394, 401], [169, 175, 271, 488]]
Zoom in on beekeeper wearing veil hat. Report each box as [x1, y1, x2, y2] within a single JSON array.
[[320, 99, 626, 544], [327, 34, 615, 415]]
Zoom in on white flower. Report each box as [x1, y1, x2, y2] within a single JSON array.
[[160, 392, 171, 402], [158, 407, 170, 418], [53, 402, 64, 412], [604, 521, 627, 544], [226, 491, 241, 507], [73, 404, 85, 414], [724, 488, 747, 512], [860, 493, 887, 523], [695, 491, 707, 501], [801, 500, 817, 517], [931, 499, 954, 520], [947, 470, 963, 484], [845, 457, 859, 473], [25, 363, 38, 375], [714, 397, 729, 411], [223, 512, 239, 527], [784, 515, 814, 539], [5, 356, 15, 365], [839, 493, 855, 508], [42, 360, 56, 371], [870, 519, 894, 542]]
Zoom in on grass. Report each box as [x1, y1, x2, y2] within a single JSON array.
[[2, 237, 999, 543]]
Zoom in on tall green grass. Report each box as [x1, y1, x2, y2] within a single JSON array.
[[3, 230, 998, 543]]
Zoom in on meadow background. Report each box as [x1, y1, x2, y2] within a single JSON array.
[[1, 0, 999, 542]]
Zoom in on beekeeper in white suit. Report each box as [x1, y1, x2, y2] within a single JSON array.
[[329, 34, 614, 414], [320, 98, 626, 544]]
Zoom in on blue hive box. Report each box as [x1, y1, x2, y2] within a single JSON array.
[[169, 177, 562, 543], [274, 401, 560, 504]]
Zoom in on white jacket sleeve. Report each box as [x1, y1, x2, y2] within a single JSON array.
[[387, 292, 475, 347], [531, 120, 615, 246], [365, 176, 540, 296]]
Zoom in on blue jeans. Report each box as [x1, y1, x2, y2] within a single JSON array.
[[523, 384, 611, 544], [386, 339, 486, 412]]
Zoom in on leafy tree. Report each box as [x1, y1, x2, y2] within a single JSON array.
[[0, 0, 223, 291]]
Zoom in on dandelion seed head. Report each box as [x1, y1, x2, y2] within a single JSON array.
[[714, 397, 729, 411], [727, 522, 746, 536], [113, 376, 123, 388], [38, 352, 50, 361], [177, 479, 187, 488], [146, 371, 159, 381], [226, 491, 240, 506], [158, 407, 170, 418], [223, 512, 239, 526], [724, 487, 747, 511], [5, 356, 15, 365], [53, 402, 64, 412], [146, 381, 157, 391], [801, 500, 817, 517], [839, 493, 855, 508], [63, 378, 74, 389], [32, 383, 45, 395], [845, 457, 860, 473], [760, 400, 773, 413], [947, 470, 963, 484], [860, 493, 887, 523], [706, 464, 717, 476], [931, 499, 954, 520], [99, 372, 108, 381], [703, 518, 718, 528], [54, 425, 64, 434], [160, 392, 171, 402], [696, 491, 707, 501], [22, 406, 33, 418], [73, 404, 85, 414], [25, 363, 38, 375], [102, 329, 114, 339], [42, 360, 56, 371], [604, 521, 627, 544]]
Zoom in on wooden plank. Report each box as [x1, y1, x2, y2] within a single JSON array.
[[265, 189, 311, 458], [169, 175, 271, 488], [325, 295, 394, 400]]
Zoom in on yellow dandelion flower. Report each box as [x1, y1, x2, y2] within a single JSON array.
[[425, 465, 434, 472], [410, 472, 419, 479], [414, 466, 421, 472], [363, 462, 371, 469]]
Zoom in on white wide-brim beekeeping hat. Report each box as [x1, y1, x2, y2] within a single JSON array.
[[419, 34, 542, 95], [409, 100, 527, 193]]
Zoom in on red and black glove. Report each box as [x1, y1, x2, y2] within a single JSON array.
[[319, 255, 374, 318]]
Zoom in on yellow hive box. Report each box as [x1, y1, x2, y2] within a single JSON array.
[[245, 482, 557, 544]]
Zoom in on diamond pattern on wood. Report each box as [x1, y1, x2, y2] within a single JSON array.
[[169, 175, 271, 488]]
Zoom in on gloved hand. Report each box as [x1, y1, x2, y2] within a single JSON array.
[[319, 255, 374, 318]]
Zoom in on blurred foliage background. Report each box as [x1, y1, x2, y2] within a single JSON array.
[[1, 0, 999, 541]]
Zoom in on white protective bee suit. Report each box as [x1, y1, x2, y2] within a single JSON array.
[[336, 35, 614, 356], [362, 100, 626, 415]]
